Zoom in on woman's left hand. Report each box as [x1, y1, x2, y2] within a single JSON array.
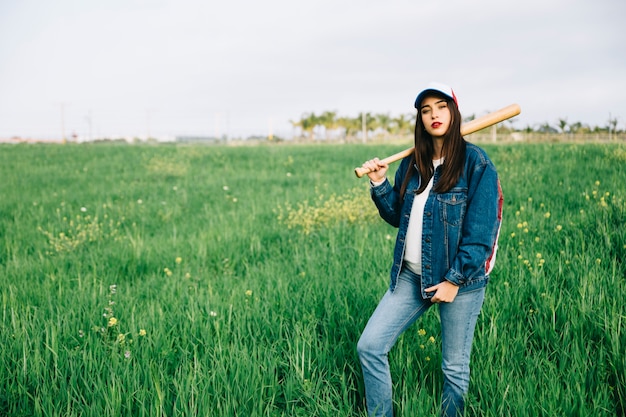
[[425, 281, 459, 303]]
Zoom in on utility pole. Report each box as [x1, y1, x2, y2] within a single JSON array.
[[60, 103, 66, 144]]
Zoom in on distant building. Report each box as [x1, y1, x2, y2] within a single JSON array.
[[175, 135, 225, 144]]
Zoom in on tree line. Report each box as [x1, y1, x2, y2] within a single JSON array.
[[288, 111, 623, 141]]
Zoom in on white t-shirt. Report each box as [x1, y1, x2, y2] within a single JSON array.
[[404, 158, 444, 275]]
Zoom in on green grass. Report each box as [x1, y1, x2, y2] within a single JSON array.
[[0, 141, 624, 416]]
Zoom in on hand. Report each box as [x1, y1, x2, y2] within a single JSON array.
[[425, 281, 459, 304], [363, 158, 388, 183]]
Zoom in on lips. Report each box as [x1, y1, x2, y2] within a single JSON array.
[[431, 122, 442, 129]]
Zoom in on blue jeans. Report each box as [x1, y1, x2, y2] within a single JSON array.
[[357, 267, 485, 417]]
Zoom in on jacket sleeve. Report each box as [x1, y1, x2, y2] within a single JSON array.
[[369, 157, 411, 228], [444, 157, 503, 285]]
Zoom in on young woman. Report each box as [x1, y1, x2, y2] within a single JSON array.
[[357, 82, 503, 417]]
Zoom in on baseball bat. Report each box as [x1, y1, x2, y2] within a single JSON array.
[[354, 103, 521, 178]]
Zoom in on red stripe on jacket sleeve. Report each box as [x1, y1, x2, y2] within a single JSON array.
[[485, 179, 504, 275]]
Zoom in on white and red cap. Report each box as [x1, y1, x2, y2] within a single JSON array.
[[414, 81, 458, 109]]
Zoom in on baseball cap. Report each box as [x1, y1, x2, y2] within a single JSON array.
[[414, 82, 458, 109]]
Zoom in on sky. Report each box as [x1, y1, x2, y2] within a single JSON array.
[[1, 0, 625, 140]]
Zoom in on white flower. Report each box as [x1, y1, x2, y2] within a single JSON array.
[[80, 207, 87, 212]]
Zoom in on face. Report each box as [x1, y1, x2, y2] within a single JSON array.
[[419, 95, 451, 138]]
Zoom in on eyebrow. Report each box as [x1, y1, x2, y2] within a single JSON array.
[[420, 99, 447, 110]]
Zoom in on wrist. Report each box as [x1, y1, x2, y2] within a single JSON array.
[[370, 177, 386, 187]]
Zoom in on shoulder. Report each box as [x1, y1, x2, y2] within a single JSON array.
[[464, 142, 494, 167], [397, 153, 414, 174]]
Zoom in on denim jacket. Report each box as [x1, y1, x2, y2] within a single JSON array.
[[371, 142, 503, 299]]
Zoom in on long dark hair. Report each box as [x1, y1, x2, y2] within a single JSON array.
[[400, 94, 466, 198]]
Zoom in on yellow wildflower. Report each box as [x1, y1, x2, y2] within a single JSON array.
[[139, 329, 147, 337], [108, 317, 118, 327]]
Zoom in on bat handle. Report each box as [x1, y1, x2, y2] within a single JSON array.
[[354, 148, 414, 178], [354, 166, 370, 178]]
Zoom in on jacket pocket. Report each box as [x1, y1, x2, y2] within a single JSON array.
[[437, 189, 467, 226]]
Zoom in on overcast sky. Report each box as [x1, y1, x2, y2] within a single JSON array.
[[1, 0, 625, 140]]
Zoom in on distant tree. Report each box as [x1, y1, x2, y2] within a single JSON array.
[[337, 116, 360, 141], [463, 114, 476, 123], [390, 113, 414, 136], [375, 113, 392, 138], [537, 123, 558, 134], [608, 114, 619, 140], [569, 121, 583, 134], [319, 111, 338, 140], [557, 118, 568, 135], [291, 112, 319, 140]]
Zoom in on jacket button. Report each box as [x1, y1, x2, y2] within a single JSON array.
[[425, 212, 432, 217], [425, 264, 431, 270], [425, 238, 431, 243]]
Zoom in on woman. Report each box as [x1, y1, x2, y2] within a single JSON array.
[[357, 82, 503, 417]]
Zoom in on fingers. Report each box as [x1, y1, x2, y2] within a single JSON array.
[[362, 158, 388, 181], [362, 158, 384, 171], [426, 282, 459, 304]]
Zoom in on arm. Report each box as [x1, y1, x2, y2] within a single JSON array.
[[369, 157, 412, 228]]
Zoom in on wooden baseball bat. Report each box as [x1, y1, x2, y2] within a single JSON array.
[[354, 103, 521, 178]]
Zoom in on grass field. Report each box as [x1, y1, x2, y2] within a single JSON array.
[[0, 141, 624, 416]]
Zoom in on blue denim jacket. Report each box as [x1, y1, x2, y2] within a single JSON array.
[[371, 142, 503, 299]]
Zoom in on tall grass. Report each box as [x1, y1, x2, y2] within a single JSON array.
[[0, 142, 624, 416]]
